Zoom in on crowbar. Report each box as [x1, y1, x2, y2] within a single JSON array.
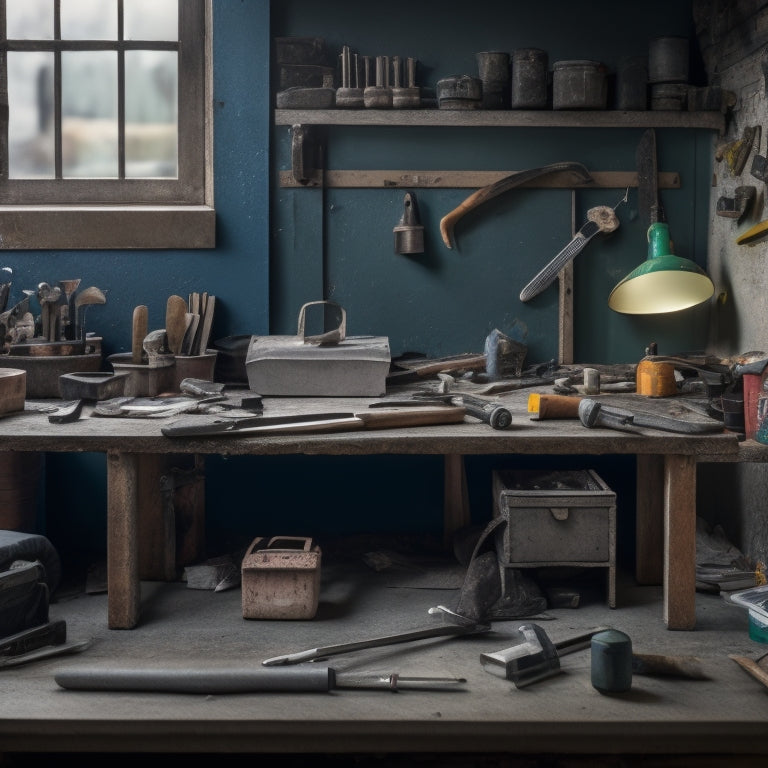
[[439, 161, 593, 249], [262, 608, 489, 666]]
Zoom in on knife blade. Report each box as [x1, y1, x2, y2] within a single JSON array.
[[519, 202, 622, 302], [161, 405, 467, 437]]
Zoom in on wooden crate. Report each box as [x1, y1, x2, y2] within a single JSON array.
[[492, 469, 616, 607]]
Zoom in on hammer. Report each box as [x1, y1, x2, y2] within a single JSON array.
[[481, 623, 708, 688], [480, 624, 607, 688]]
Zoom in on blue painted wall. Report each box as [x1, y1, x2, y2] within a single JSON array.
[[35, 0, 711, 575]]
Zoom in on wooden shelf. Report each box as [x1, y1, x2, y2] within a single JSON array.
[[274, 108, 726, 133]]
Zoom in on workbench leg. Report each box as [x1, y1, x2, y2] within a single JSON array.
[[444, 454, 470, 549], [636, 454, 664, 585], [663, 454, 697, 630], [107, 451, 140, 629]]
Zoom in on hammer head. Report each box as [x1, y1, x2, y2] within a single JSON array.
[[480, 623, 560, 688]]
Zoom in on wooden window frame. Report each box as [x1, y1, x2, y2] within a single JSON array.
[[0, 0, 214, 249]]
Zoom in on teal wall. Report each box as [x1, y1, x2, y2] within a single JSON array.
[[34, 1, 712, 577]]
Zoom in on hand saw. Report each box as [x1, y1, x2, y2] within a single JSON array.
[[519, 192, 627, 302], [161, 405, 467, 437]]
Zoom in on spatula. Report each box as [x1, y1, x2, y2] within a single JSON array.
[[165, 295, 188, 356]]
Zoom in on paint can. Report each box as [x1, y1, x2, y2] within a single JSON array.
[[552, 60, 607, 110], [511, 48, 548, 109]]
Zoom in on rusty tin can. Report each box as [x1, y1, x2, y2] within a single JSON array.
[[552, 60, 607, 110], [511, 48, 548, 109]]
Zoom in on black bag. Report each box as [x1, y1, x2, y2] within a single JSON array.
[[0, 530, 61, 639]]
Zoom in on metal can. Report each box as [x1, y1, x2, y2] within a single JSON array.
[[511, 48, 548, 109], [648, 36, 689, 84], [552, 60, 607, 110], [615, 56, 648, 110]]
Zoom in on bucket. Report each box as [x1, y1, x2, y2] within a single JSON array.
[[0, 452, 42, 533], [173, 351, 218, 391]]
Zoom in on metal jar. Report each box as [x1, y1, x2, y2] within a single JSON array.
[[648, 36, 689, 84], [552, 60, 607, 110], [511, 48, 548, 109]]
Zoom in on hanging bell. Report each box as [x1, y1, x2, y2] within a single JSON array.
[[393, 192, 425, 255]]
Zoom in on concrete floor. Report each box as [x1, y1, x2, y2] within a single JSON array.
[[1, 541, 768, 765]]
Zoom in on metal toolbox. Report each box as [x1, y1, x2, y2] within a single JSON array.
[[492, 469, 616, 607], [241, 536, 322, 620], [245, 301, 390, 396]]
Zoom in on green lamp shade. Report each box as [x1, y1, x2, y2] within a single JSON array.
[[608, 223, 714, 314]]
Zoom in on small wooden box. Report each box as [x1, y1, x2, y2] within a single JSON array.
[[492, 469, 616, 607], [241, 536, 321, 620]]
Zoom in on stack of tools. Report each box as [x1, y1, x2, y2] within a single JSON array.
[[108, 292, 217, 397], [0, 272, 106, 397]]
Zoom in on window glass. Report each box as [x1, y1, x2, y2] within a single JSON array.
[[125, 50, 178, 178], [61, 51, 118, 178], [124, 0, 178, 41], [8, 51, 55, 178], [6, 0, 53, 39], [60, 0, 117, 40]]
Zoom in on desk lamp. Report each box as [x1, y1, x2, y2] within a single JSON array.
[[608, 220, 714, 314]]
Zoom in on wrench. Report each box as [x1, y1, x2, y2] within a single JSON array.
[[578, 398, 723, 434]]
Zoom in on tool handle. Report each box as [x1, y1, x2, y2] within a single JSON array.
[[356, 405, 466, 429], [458, 395, 513, 430], [730, 654, 768, 689], [439, 162, 592, 249], [56, 665, 335, 693]]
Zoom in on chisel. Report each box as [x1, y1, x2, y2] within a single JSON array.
[[55, 665, 466, 693]]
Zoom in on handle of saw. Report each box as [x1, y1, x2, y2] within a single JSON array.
[[439, 162, 593, 249]]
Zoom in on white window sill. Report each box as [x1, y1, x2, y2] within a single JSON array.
[[0, 206, 216, 250]]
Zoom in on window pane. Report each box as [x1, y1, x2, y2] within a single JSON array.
[[6, 0, 53, 39], [124, 0, 178, 41], [60, 0, 117, 40], [125, 50, 178, 178], [61, 51, 118, 178], [8, 52, 55, 178]]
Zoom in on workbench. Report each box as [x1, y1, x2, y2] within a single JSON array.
[[0, 391, 743, 631]]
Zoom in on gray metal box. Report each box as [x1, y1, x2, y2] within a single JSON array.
[[492, 469, 616, 607], [245, 301, 390, 396]]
